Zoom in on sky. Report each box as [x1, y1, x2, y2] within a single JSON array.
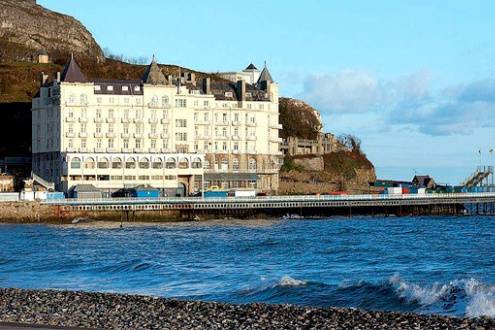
[[38, 0, 495, 185]]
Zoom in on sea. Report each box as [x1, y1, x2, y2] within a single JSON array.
[[1, 216, 494, 318]]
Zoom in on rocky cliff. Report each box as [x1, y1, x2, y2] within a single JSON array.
[[279, 98, 322, 140], [0, 0, 105, 63]]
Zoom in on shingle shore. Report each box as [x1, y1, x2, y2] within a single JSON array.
[[0, 288, 494, 330]]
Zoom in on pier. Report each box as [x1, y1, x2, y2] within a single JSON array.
[[41, 193, 495, 219]]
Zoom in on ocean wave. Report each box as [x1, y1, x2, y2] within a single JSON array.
[[234, 275, 495, 318]]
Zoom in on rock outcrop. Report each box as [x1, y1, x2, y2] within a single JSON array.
[[0, 0, 105, 63], [279, 98, 322, 140]]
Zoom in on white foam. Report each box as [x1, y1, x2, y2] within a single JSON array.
[[278, 275, 307, 287], [389, 275, 495, 318]]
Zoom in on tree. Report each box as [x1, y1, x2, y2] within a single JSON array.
[[337, 134, 362, 153]]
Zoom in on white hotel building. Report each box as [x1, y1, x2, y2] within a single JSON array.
[[31, 56, 282, 195]]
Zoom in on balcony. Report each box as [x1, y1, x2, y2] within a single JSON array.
[[246, 121, 257, 127], [78, 132, 88, 138], [247, 136, 256, 141], [161, 133, 170, 139], [78, 117, 88, 123], [106, 132, 115, 138], [65, 132, 76, 138], [232, 121, 242, 126], [270, 137, 283, 143], [149, 133, 159, 139], [161, 118, 169, 124], [106, 148, 116, 153], [94, 117, 104, 123], [232, 135, 241, 140], [66, 147, 77, 152], [216, 121, 230, 126], [106, 118, 116, 123], [149, 148, 160, 153], [133, 148, 142, 153], [196, 120, 210, 125], [121, 133, 131, 138], [270, 124, 283, 129], [94, 148, 105, 153], [134, 133, 143, 139], [65, 117, 76, 123], [121, 118, 131, 123], [78, 148, 89, 153], [134, 118, 144, 123], [94, 132, 104, 138], [121, 148, 132, 153], [149, 118, 159, 124], [148, 103, 171, 109]]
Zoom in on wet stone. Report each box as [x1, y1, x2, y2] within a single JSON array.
[[0, 288, 495, 329]]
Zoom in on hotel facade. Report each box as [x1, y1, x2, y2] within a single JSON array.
[[31, 57, 282, 195]]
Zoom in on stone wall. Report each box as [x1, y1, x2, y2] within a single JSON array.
[[293, 156, 324, 172]]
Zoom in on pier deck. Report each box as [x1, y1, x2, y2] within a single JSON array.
[[42, 193, 495, 212]]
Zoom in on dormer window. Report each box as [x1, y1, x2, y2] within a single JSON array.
[[94, 85, 101, 91], [107, 85, 114, 91], [122, 86, 129, 92], [134, 86, 140, 92], [245, 92, 252, 98], [225, 91, 233, 98]]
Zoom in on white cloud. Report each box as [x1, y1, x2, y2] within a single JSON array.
[[296, 69, 495, 136]]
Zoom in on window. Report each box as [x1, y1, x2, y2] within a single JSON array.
[[151, 110, 157, 120], [98, 157, 109, 169], [135, 139, 142, 149], [96, 124, 102, 134], [68, 124, 74, 134], [123, 139, 129, 149], [203, 113, 209, 122], [94, 85, 101, 91], [175, 99, 187, 108], [108, 109, 114, 119], [233, 143, 239, 152], [124, 97, 129, 104], [151, 139, 157, 149], [125, 158, 136, 169], [151, 95, 158, 106], [139, 158, 150, 169], [152, 158, 163, 169], [249, 158, 257, 170], [97, 97, 102, 104], [175, 119, 187, 128], [124, 109, 129, 119], [203, 142, 209, 152], [233, 158, 240, 170], [221, 159, 228, 170], [175, 132, 187, 141], [179, 158, 189, 169], [234, 113, 239, 122], [203, 160, 210, 169], [134, 86, 140, 92], [108, 139, 114, 148], [123, 124, 129, 134], [112, 158, 123, 169], [96, 139, 102, 149], [122, 86, 129, 92], [162, 96, 169, 107], [108, 124, 114, 133], [166, 158, 176, 169], [222, 127, 227, 137], [81, 108, 87, 118], [192, 158, 202, 169], [81, 139, 87, 149], [151, 124, 157, 134], [203, 100, 209, 107], [84, 158, 95, 169], [96, 109, 102, 119], [222, 142, 227, 152], [194, 112, 198, 122], [234, 127, 239, 137], [70, 157, 81, 169], [225, 91, 233, 97], [107, 85, 114, 91], [223, 113, 228, 123], [136, 124, 143, 134]]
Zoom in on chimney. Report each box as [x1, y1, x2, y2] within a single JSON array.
[[167, 75, 173, 85], [203, 77, 211, 95], [237, 80, 246, 102], [190, 73, 196, 86], [40, 72, 49, 86], [56, 72, 61, 83]]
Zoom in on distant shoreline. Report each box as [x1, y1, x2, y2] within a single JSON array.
[[0, 288, 493, 329]]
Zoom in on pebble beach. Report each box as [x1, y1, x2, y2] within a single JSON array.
[[1, 289, 494, 330]]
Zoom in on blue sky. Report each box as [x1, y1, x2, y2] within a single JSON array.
[[39, 0, 495, 185]]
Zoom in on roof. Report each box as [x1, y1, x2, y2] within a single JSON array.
[[61, 55, 87, 83], [245, 63, 258, 71], [142, 56, 167, 85], [256, 65, 274, 86], [72, 184, 100, 192]]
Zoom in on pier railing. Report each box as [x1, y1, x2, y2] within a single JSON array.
[[41, 192, 495, 211]]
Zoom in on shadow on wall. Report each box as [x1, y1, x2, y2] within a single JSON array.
[[0, 102, 32, 156]]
